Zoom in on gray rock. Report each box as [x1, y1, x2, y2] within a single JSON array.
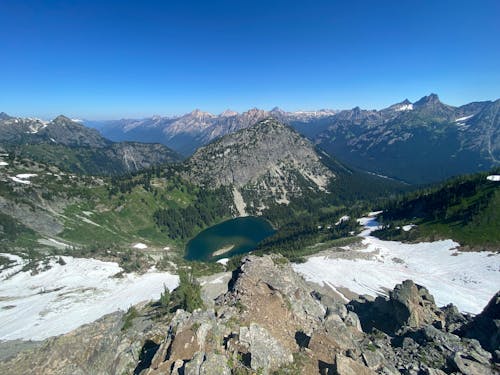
[[362, 350, 385, 370], [199, 353, 230, 375], [462, 291, 500, 353], [184, 351, 205, 375], [345, 311, 362, 332], [335, 353, 376, 375], [239, 323, 293, 374], [451, 352, 497, 375]]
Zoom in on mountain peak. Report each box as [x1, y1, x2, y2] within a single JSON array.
[[414, 93, 441, 106], [188, 109, 214, 118], [220, 109, 238, 117], [0, 112, 12, 120], [270, 106, 285, 113], [51, 115, 73, 124]]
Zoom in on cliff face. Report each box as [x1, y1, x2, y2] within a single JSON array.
[[2, 255, 498, 375]]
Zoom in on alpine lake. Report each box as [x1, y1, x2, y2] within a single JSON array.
[[185, 216, 276, 262]]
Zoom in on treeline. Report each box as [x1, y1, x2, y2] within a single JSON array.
[[108, 165, 164, 195], [154, 187, 233, 240], [255, 214, 359, 261], [379, 171, 498, 225]]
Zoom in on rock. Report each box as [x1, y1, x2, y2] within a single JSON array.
[[349, 280, 444, 334], [335, 353, 376, 375], [441, 303, 469, 332], [239, 323, 293, 374], [171, 359, 185, 374], [199, 353, 230, 375], [390, 280, 444, 329], [422, 367, 447, 375], [362, 350, 385, 370], [462, 291, 500, 353], [451, 351, 497, 375], [345, 311, 362, 332], [184, 351, 205, 375]]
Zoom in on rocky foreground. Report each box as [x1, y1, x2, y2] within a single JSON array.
[[1, 255, 498, 375]]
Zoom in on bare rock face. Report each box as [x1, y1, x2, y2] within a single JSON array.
[[390, 279, 445, 329], [239, 323, 293, 373], [348, 279, 445, 334], [462, 291, 500, 354]]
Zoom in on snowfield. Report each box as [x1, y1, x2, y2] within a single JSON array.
[[293, 214, 500, 314], [0, 255, 178, 341]]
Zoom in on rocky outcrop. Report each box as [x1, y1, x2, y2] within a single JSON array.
[[462, 291, 500, 354], [1, 255, 498, 374], [0, 306, 171, 375], [348, 280, 445, 334]]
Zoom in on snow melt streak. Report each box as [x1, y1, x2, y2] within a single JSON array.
[[0, 255, 178, 340], [293, 217, 500, 314]]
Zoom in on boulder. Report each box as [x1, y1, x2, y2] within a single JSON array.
[[199, 353, 230, 375], [462, 291, 500, 353], [335, 354, 376, 375], [239, 323, 293, 374], [349, 280, 444, 334]]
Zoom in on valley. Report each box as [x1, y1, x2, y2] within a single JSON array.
[[0, 109, 498, 375]]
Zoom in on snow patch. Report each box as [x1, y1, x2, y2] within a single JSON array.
[[133, 243, 148, 249], [216, 258, 229, 265], [9, 176, 31, 185], [0, 161, 8, 166], [0, 254, 179, 340], [402, 224, 416, 232], [335, 215, 350, 225], [294, 215, 500, 314], [395, 104, 413, 111], [486, 175, 500, 182], [455, 115, 474, 123]]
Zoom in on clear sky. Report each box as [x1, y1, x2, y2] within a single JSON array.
[[0, 0, 499, 119]]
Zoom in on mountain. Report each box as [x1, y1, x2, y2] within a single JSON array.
[[88, 108, 338, 156], [373, 168, 500, 249], [0, 114, 181, 174], [315, 94, 500, 184], [88, 94, 499, 184], [181, 118, 407, 216]]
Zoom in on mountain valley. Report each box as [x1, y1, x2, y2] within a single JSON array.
[[0, 103, 499, 375]]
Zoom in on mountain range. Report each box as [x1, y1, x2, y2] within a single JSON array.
[[87, 94, 500, 184], [0, 113, 181, 174]]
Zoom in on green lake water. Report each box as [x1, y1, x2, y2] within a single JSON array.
[[185, 216, 275, 262]]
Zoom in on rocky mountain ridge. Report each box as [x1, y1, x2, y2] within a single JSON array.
[[87, 94, 500, 183], [0, 114, 181, 174], [1, 254, 497, 374], [88, 107, 338, 155]]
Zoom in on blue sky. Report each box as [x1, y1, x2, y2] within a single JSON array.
[[0, 0, 499, 119]]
